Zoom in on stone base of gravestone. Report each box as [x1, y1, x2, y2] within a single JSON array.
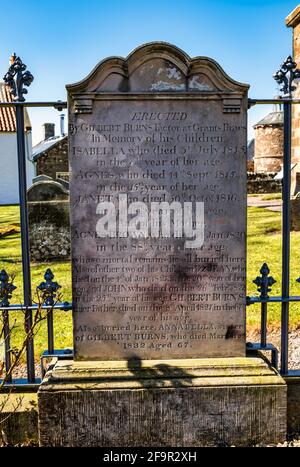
[[38, 356, 286, 447]]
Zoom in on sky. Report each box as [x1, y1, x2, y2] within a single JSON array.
[[0, 0, 298, 144]]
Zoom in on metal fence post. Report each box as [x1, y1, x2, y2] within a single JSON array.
[[15, 105, 35, 382], [3, 55, 35, 382], [274, 56, 300, 374], [281, 100, 291, 374], [253, 263, 276, 347]]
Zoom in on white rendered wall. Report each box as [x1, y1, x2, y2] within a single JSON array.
[[0, 132, 34, 205]]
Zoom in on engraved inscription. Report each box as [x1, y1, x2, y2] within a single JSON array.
[[68, 50, 248, 361]]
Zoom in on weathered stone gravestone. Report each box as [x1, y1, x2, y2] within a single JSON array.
[[70, 45, 248, 361], [27, 177, 69, 202], [28, 177, 70, 261], [38, 43, 286, 447]]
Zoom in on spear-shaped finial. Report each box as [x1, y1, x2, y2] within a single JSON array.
[[3, 54, 33, 102], [273, 55, 300, 97]]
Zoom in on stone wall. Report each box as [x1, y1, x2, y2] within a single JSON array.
[[36, 137, 68, 180], [247, 173, 282, 194], [287, 10, 300, 167], [254, 126, 284, 173], [286, 7, 300, 199], [0, 393, 38, 446]]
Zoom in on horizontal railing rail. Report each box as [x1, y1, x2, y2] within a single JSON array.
[[0, 303, 72, 311], [0, 101, 67, 108]]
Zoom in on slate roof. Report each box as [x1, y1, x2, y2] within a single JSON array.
[[0, 82, 16, 132], [253, 111, 284, 128], [32, 134, 67, 161]]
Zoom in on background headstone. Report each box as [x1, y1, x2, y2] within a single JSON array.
[[28, 176, 70, 261], [27, 178, 69, 202]]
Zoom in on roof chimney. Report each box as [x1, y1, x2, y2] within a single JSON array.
[[273, 96, 283, 112], [43, 123, 55, 140], [60, 114, 65, 136]]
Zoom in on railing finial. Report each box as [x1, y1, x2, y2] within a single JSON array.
[[273, 55, 300, 97], [37, 269, 61, 306], [253, 263, 276, 299], [0, 269, 17, 307], [3, 55, 34, 102]]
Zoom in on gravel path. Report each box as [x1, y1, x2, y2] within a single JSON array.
[[247, 196, 282, 212], [247, 328, 300, 370]]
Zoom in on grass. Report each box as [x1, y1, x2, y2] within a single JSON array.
[[0, 202, 300, 360], [246, 207, 300, 329]]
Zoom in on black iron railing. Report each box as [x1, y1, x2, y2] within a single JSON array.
[[0, 55, 67, 386], [0, 269, 72, 386], [0, 55, 300, 387]]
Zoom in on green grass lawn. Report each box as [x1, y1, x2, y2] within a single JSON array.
[[246, 207, 300, 329], [0, 203, 300, 360]]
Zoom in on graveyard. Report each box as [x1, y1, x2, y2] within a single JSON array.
[[2, 0, 300, 453]]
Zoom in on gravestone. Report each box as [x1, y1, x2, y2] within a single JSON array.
[[32, 174, 52, 184], [28, 200, 70, 261], [27, 177, 70, 261], [27, 178, 69, 201], [69, 44, 248, 361], [38, 43, 286, 447]]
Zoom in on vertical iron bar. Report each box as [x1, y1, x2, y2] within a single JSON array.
[[47, 311, 54, 353], [260, 302, 267, 347], [280, 101, 292, 374], [2, 310, 12, 382], [15, 105, 35, 382]]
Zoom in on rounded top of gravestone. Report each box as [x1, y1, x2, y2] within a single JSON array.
[[27, 180, 69, 202], [56, 177, 69, 190], [32, 174, 53, 184], [66, 42, 249, 96]]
